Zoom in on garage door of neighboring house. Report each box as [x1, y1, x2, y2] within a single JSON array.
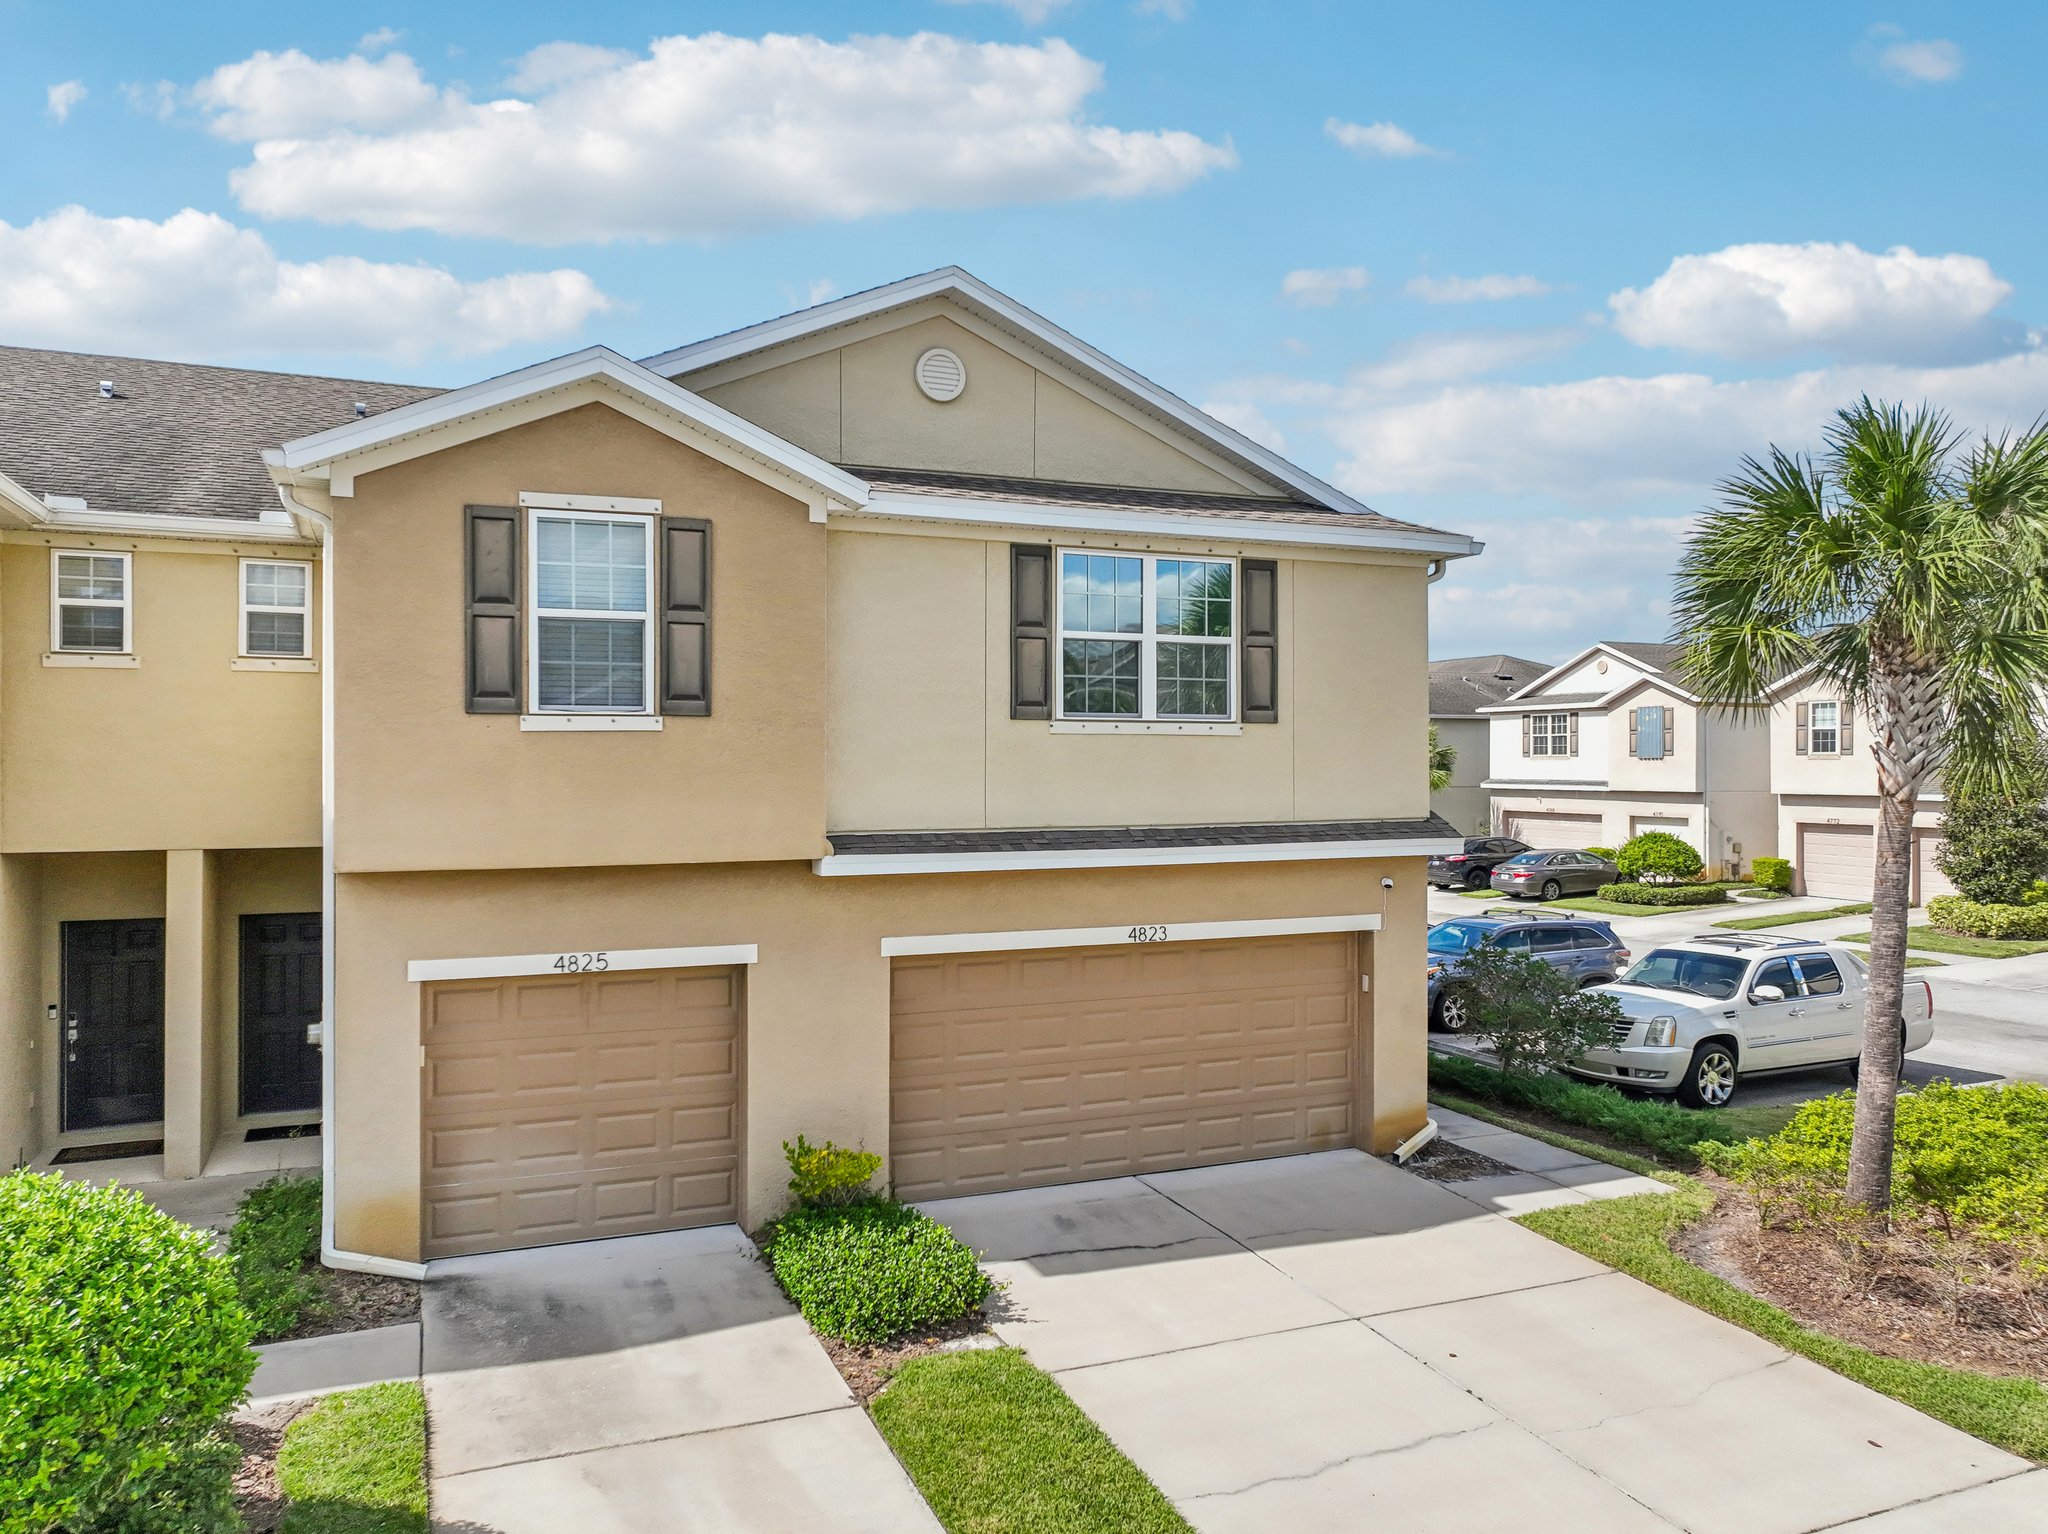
[[421, 966, 742, 1259], [1505, 812, 1604, 849], [1799, 824, 1875, 900], [890, 933, 1356, 1201], [1629, 815, 1695, 849], [1915, 832, 1957, 904]]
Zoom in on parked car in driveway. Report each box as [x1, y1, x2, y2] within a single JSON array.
[[1489, 848, 1619, 900], [1427, 836, 1531, 891], [1426, 910, 1632, 1031], [1572, 933, 1935, 1108]]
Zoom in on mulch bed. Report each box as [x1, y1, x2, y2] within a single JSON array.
[[230, 1399, 311, 1532], [1676, 1188, 2048, 1381], [814, 1314, 1001, 1404], [1397, 1138, 1519, 1183], [271, 1266, 421, 1344]]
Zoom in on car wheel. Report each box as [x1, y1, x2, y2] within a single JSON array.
[[1464, 867, 1489, 891], [1540, 878, 1563, 900], [1577, 975, 1609, 989], [1434, 987, 1473, 1033], [1846, 1023, 1909, 1085], [1676, 1041, 1740, 1109]]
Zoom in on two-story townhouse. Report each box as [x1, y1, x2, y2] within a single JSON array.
[[1479, 641, 1776, 876], [1428, 653, 1547, 834], [3, 270, 1478, 1273], [1765, 667, 1954, 902]]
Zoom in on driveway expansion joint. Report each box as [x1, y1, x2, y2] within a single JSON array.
[[427, 1401, 861, 1481]]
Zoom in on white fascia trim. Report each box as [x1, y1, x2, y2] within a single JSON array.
[[407, 943, 759, 984], [26, 506, 314, 544], [881, 911, 1385, 958], [0, 469, 51, 527], [519, 491, 663, 515], [816, 836, 1462, 877], [269, 346, 868, 509], [1483, 780, 1613, 791], [841, 495, 1479, 558]]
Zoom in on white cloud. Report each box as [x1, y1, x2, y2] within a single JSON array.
[[1348, 328, 1583, 394], [201, 33, 1234, 243], [1429, 514, 1693, 652], [46, 80, 86, 122], [936, 0, 1076, 24], [1324, 117, 1444, 160], [1859, 24, 1963, 85], [1609, 241, 2015, 362], [0, 206, 611, 364], [1279, 265, 1369, 307], [358, 27, 405, 53], [121, 80, 177, 121], [1406, 272, 1553, 304]]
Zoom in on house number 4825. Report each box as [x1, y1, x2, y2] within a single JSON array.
[[552, 952, 609, 972]]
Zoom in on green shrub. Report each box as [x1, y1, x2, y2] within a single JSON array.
[[1752, 856, 1793, 892], [1935, 764, 2048, 904], [782, 1135, 884, 1209], [764, 1198, 993, 1344], [1595, 881, 1730, 907], [1437, 942, 1620, 1080], [229, 1174, 327, 1341], [1926, 894, 2048, 941], [1428, 1051, 1745, 1162], [0, 1171, 255, 1534], [1616, 830, 1704, 882], [1583, 845, 1616, 860]]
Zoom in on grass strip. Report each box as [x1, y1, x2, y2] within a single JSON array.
[[1712, 902, 1872, 930], [1838, 925, 2048, 959], [871, 1347, 1191, 1534], [1517, 1186, 2048, 1463], [276, 1381, 428, 1534]]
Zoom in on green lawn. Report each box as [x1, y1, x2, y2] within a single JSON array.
[[871, 1347, 1191, 1534], [1838, 925, 2048, 960], [276, 1382, 428, 1534], [1546, 894, 1733, 917], [1711, 902, 1872, 930], [1518, 1185, 2048, 1463]]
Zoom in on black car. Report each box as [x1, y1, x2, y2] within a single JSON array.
[[1427, 837, 1531, 891], [1489, 848, 1621, 900]]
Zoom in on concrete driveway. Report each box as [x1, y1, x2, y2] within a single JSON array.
[[922, 1152, 2044, 1534], [422, 1226, 938, 1534]]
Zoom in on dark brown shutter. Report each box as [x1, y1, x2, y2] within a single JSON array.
[[1240, 558, 1279, 724], [1567, 712, 1579, 757], [1663, 708, 1675, 756], [1838, 703, 1853, 755], [1795, 701, 1809, 755], [464, 505, 520, 714], [1009, 544, 1053, 719], [1627, 709, 1639, 756], [659, 517, 711, 716], [1522, 714, 1532, 755]]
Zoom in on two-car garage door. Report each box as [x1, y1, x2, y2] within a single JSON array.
[[890, 933, 1358, 1201]]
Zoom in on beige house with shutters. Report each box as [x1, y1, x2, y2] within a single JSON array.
[[1, 270, 1479, 1273]]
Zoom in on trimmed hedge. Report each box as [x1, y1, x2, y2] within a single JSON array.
[[1616, 830, 1703, 882], [763, 1197, 993, 1344], [1752, 856, 1794, 892], [1594, 882, 1733, 907], [228, 1174, 326, 1342], [1, 1171, 256, 1534], [1927, 894, 2048, 941], [1428, 1050, 1745, 1162]]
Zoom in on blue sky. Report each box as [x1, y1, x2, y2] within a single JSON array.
[[5, 2, 2044, 661]]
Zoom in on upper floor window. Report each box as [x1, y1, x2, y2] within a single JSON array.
[[1056, 551, 1234, 720], [529, 509, 655, 714], [1526, 711, 1577, 757], [1630, 704, 1671, 760], [1808, 700, 1840, 755], [241, 559, 312, 658], [52, 550, 130, 653]]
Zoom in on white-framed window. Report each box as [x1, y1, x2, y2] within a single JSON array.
[[51, 550, 131, 653], [1055, 550, 1234, 720], [526, 506, 656, 715], [1529, 712, 1574, 756], [1809, 700, 1840, 756], [240, 559, 312, 658]]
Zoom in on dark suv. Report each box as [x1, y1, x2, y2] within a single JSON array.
[[1427, 836, 1531, 891], [1426, 910, 1632, 1032]]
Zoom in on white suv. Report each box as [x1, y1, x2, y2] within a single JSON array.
[[1571, 934, 1935, 1108]]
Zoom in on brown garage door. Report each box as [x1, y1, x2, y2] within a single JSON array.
[[891, 933, 1356, 1201], [421, 967, 741, 1259], [1505, 812, 1603, 849], [1799, 823, 1873, 899]]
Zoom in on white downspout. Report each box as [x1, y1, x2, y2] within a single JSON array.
[[275, 484, 427, 1281]]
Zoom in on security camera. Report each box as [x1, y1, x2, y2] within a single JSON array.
[[1380, 877, 1395, 890]]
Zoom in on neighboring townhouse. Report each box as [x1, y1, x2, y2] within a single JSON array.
[[2, 269, 1478, 1273], [1479, 641, 1776, 877], [1428, 653, 1547, 834], [1766, 667, 1953, 902]]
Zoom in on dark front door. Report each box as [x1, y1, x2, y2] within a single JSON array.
[[240, 913, 323, 1116], [61, 919, 166, 1132]]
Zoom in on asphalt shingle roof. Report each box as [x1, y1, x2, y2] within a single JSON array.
[[1429, 653, 1550, 717], [0, 345, 440, 521], [828, 815, 1460, 857]]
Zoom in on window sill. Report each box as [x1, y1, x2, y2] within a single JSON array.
[[519, 713, 663, 732], [1050, 719, 1243, 736], [43, 651, 137, 668], [233, 656, 317, 672]]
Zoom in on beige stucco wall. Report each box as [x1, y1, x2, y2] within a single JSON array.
[[1769, 678, 1887, 798], [1606, 687, 1700, 794], [0, 854, 39, 1168], [332, 403, 830, 874], [826, 529, 1432, 832], [696, 310, 1258, 496], [1430, 716, 1491, 835], [0, 537, 320, 853], [331, 856, 1430, 1261]]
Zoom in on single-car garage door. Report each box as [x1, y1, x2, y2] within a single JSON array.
[[1799, 824, 1874, 900], [421, 966, 741, 1259], [1629, 815, 1697, 850], [1505, 812, 1603, 849], [891, 933, 1356, 1201]]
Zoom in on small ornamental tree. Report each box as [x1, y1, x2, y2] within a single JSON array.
[[1447, 942, 1623, 1081], [1615, 830, 1704, 884], [1935, 755, 2048, 906]]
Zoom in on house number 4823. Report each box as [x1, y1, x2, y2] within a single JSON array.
[[552, 952, 609, 972], [1126, 925, 1169, 943]]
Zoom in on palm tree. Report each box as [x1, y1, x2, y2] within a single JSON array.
[[1674, 398, 2048, 1209], [1428, 725, 1457, 793]]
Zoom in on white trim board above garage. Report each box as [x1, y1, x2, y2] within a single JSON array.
[[406, 943, 759, 983], [879, 912, 1384, 957], [818, 836, 1462, 876]]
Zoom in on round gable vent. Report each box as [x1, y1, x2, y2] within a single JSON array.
[[915, 346, 967, 402]]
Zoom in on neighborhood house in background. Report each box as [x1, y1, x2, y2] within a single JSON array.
[[1427, 653, 1546, 833]]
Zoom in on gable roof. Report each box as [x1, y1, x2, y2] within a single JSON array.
[[1429, 654, 1550, 717]]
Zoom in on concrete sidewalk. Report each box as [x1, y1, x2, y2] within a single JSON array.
[[922, 1151, 2041, 1534]]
